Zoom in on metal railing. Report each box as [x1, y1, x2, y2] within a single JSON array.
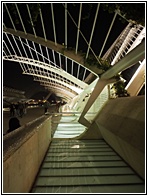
[[102, 24, 145, 65], [78, 39, 145, 127]]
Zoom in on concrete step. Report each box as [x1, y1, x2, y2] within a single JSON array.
[[52, 115, 86, 138], [38, 166, 134, 176], [31, 139, 145, 193], [34, 174, 143, 186]]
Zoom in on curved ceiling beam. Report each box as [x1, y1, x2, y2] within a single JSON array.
[[38, 80, 77, 95], [25, 72, 83, 94], [44, 86, 76, 99], [3, 55, 87, 90], [3, 28, 99, 75], [43, 86, 73, 101], [38, 81, 77, 96]]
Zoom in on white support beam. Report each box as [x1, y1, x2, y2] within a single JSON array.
[[74, 78, 99, 110], [62, 7, 101, 65], [26, 72, 82, 94], [3, 28, 98, 76], [37, 78, 77, 94], [51, 4, 57, 46], [99, 11, 117, 58], [125, 60, 145, 96], [86, 3, 100, 59], [26, 4, 37, 38], [3, 55, 87, 89], [65, 3, 67, 48], [101, 39, 145, 79], [41, 84, 76, 99], [39, 6, 47, 42], [4, 3, 17, 31], [78, 78, 116, 127], [44, 87, 76, 99], [15, 4, 27, 34], [76, 3, 82, 54], [78, 39, 145, 128]]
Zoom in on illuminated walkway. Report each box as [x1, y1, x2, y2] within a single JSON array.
[[31, 139, 144, 193], [3, 96, 145, 193], [52, 114, 86, 138], [3, 3, 145, 194]]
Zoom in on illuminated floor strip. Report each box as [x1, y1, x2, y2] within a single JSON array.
[[53, 114, 86, 138]]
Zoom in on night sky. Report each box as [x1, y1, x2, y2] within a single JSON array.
[[3, 3, 128, 99]]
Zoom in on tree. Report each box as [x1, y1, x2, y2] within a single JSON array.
[[102, 3, 145, 26], [112, 74, 130, 97], [84, 53, 112, 76]]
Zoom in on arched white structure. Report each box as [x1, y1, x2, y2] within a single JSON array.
[[3, 3, 145, 137]]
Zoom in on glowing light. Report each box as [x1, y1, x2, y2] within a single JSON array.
[[71, 145, 80, 149]]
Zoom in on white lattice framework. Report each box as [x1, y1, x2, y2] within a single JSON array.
[[102, 23, 145, 65], [3, 3, 145, 102], [3, 31, 93, 101], [3, 3, 101, 101]]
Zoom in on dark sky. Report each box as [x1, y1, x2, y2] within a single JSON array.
[[3, 3, 128, 99], [3, 61, 32, 89], [3, 61, 49, 99]]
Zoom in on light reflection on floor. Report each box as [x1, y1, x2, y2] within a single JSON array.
[[53, 115, 86, 138]]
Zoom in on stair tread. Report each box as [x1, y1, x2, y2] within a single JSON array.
[[38, 167, 134, 176], [31, 139, 144, 193], [34, 175, 144, 186], [42, 160, 128, 168], [44, 155, 122, 162], [32, 184, 145, 193]]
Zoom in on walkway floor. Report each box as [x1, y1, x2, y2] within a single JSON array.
[[3, 106, 57, 135]]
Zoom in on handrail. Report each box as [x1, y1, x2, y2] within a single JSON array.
[[78, 39, 145, 127]]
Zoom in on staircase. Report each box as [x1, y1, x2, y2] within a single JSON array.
[[31, 139, 145, 193], [52, 114, 86, 138]]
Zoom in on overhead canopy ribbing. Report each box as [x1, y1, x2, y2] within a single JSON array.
[[3, 3, 145, 101]]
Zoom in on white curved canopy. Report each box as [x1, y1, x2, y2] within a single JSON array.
[[3, 3, 145, 102]]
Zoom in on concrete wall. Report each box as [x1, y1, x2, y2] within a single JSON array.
[[3, 116, 52, 193], [95, 96, 145, 179], [78, 121, 103, 139]]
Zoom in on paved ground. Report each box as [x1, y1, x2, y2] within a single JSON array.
[[3, 106, 58, 134]]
